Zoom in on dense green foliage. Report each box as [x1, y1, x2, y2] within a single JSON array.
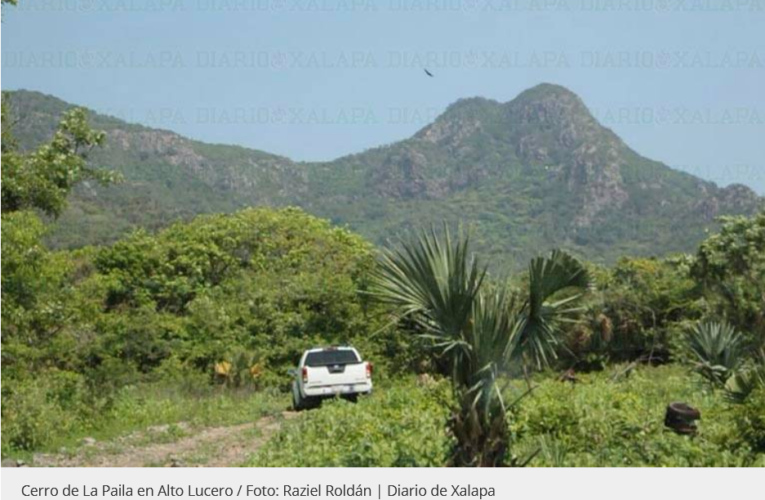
[[2, 207, 391, 377], [561, 214, 764, 371], [692, 213, 765, 349], [1, 207, 408, 454], [3, 208, 765, 464], [89, 207, 388, 381], [249, 380, 452, 467], [248, 369, 765, 467], [730, 387, 765, 453], [512, 365, 764, 467], [1, 96, 118, 217], [564, 256, 702, 367]]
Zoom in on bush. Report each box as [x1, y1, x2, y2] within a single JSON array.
[[1, 208, 419, 455], [509, 365, 761, 467], [248, 380, 452, 467], [1, 371, 89, 453], [731, 388, 765, 453], [692, 213, 765, 351], [249, 366, 763, 467], [83, 207, 402, 386], [562, 257, 702, 368]]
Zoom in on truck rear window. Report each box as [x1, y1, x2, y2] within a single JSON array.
[[305, 350, 360, 367]]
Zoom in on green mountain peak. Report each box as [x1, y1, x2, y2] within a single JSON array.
[[4, 85, 761, 268]]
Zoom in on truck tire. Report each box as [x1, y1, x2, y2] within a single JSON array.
[[292, 391, 300, 411], [665, 402, 701, 435], [292, 384, 307, 411], [293, 388, 321, 411]]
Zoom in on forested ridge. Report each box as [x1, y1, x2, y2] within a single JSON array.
[[4, 85, 761, 269]]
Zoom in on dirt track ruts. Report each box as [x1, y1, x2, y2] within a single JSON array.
[[30, 411, 298, 468]]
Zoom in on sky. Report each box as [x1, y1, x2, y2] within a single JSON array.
[[1, 0, 764, 194]]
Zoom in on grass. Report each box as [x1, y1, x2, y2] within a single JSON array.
[[247, 379, 452, 467], [5, 365, 762, 467], [247, 366, 765, 467], [2, 382, 288, 462], [510, 364, 765, 467]]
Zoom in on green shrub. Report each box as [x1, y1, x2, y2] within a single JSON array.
[[248, 380, 452, 467], [692, 213, 765, 351], [563, 257, 702, 367], [509, 365, 761, 467], [731, 387, 765, 453], [725, 360, 765, 403], [249, 366, 762, 467], [2, 371, 88, 453], [82, 207, 402, 386]]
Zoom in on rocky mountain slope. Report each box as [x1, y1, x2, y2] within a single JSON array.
[[5, 84, 761, 266]]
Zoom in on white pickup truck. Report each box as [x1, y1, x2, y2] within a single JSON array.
[[290, 346, 373, 410]]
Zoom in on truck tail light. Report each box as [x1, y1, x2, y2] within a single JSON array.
[[366, 362, 373, 379], [302, 367, 308, 383]]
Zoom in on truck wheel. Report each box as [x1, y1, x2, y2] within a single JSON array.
[[292, 387, 306, 411]]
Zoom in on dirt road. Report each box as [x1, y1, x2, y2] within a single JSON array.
[[29, 412, 298, 467]]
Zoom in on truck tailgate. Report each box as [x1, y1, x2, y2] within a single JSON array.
[[305, 362, 368, 387]]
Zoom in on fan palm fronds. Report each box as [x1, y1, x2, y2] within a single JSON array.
[[686, 321, 745, 386], [370, 228, 590, 466]]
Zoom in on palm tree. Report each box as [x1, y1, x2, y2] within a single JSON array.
[[686, 321, 745, 386], [370, 228, 590, 467]]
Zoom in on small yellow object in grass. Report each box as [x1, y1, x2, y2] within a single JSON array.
[[214, 361, 231, 376], [250, 364, 263, 379]]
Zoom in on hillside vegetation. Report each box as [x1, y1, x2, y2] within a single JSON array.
[[250, 367, 765, 467], [2, 203, 764, 465], [4, 85, 761, 268]]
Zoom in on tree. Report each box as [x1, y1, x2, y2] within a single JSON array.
[[1, 95, 118, 217], [1, 75, 117, 378], [692, 213, 765, 350], [370, 229, 589, 466]]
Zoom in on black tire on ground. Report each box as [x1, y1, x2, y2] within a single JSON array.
[[665, 402, 701, 435], [667, 402, 701, 419]]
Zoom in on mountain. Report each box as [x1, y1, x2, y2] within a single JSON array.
[[4, 85, 762, 267]]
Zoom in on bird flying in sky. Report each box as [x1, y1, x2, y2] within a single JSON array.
[[424, 68, 434, 77]]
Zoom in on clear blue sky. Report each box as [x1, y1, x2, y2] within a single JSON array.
[[2, 0, 763, 194]]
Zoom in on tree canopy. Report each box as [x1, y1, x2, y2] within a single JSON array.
[[1, 96, 118, 217]]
